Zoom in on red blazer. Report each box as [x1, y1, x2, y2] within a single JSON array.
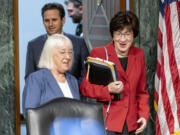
[[80, 42, 149, 132]]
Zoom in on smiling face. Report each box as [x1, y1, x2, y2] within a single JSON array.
[[52, 45, 73, 73], [43, 9, 65, 35], [113, 27, 134, 57], [66, 2, 82, 23]]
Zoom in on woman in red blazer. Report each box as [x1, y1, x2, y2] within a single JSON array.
[[80, 11, 149, 135]]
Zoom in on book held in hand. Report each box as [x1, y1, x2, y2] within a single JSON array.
[[86, 56, 119, 86], [86, 56, 122, 100]]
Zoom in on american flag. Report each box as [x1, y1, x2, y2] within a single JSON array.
[[154, 0, 180, 135]]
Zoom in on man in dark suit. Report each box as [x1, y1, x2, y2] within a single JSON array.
[[25, 3, 89, 85], [65, 0, 83, 36]]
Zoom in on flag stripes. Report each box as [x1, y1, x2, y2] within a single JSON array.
[[155, 0, 180, 134]]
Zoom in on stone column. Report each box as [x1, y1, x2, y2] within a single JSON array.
[[0, 0, 15, 135], [134, 0, 159, 134]]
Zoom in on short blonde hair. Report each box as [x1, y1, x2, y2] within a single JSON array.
[[38, 34, 73, 69]]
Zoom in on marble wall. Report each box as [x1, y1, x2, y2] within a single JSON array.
[[134, 0, 159, 134], [0, 0, 15, 135]]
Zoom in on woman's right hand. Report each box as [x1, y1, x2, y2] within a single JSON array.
[[108, 81, 124, 94]]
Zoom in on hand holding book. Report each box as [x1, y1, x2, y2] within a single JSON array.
[[86, 56, 122, 100], [108, 81, 123, 95]]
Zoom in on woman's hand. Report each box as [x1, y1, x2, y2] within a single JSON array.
[[135, 117, 147, 134], [108, 81, 123, 94]]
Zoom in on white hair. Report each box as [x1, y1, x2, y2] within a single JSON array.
[[38, 34, 73, 69]]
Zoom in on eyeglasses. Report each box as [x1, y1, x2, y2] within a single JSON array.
[[114, 31, 133, 39], [59, 51, 73, 56]]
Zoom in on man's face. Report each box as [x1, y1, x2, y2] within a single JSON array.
[[43, 9, 65, 35], [66, 2, 82, 23]]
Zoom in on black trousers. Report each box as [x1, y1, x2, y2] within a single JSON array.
[[106, 122, 136, 135]]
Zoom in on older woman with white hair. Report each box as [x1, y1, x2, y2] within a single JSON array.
[[22, 34, 80, 117]]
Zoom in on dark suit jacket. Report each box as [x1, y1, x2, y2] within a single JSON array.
[[80, 42, 149, 132], [25, 33, 89, 84], [23, 68, 80, 117]]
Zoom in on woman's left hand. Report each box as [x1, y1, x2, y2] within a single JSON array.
[[135, 117, 147, 134]]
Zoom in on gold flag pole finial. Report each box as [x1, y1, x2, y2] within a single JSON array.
[[97, 0, 102, 6]]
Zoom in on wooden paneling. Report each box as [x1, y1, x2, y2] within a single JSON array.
[[129, 0, 134, 12], [14, 0, 20, 135], [120, 0, 126, 11]]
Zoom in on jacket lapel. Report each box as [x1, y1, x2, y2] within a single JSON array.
[[65, 73, 79, 99], [46, 69, 64, 97], [105, 43, 136, 81], [47, 70, 78, 99], [125, 46, 136, 78], [40, 34, 48, 48]]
